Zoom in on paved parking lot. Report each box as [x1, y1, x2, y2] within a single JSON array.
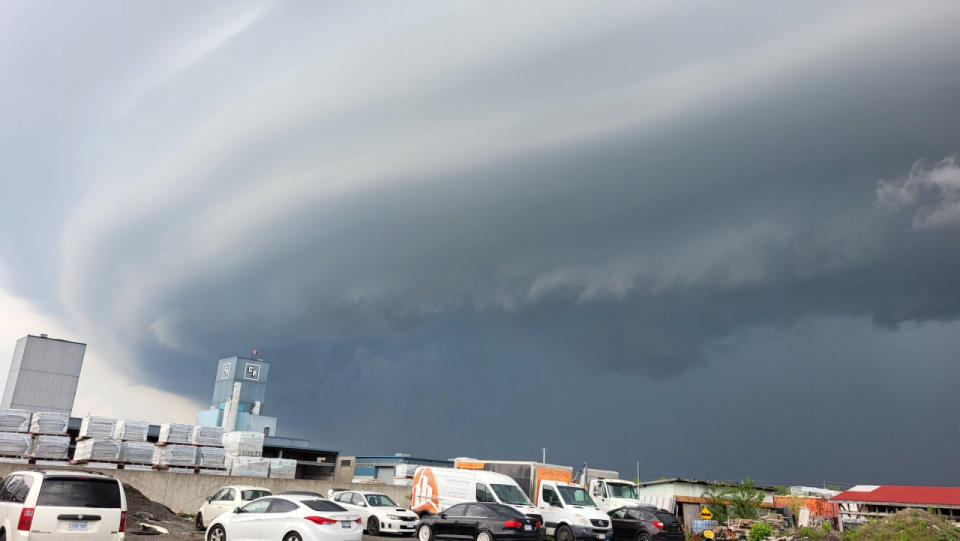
[[366, 533, 418, 541]]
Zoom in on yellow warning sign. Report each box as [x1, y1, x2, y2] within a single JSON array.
[[699, 507, 714, 520]]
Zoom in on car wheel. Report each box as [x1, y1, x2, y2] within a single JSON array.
[[196, 513, 205, 530], [556, 525, 574, 541], [418, 524, 433, 541], [208, 524, 226, 541], [636, 534, 650, 541], [284, 533, 303, 541], [477, 531, 493, 541], [369, 516, 382, 535]]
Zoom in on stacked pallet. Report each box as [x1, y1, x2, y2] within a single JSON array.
[[0, 409, 30, 432], [152, 444, 197, 468], [158, 423, 193, 444], [74, 438, 121, 462], [119, 441, 154, 464], [30, 412, 69, 434], [228, 455, 269, 477], [79, 417, 117, 439], [222, 431, 264, 457], [0, 409, 32, 461], [191, 425, 223, 446], [114, 420, 149, 442], [29, 435, 70, 460], [197, 446, 227, 468], [268, 458, 297, 479]]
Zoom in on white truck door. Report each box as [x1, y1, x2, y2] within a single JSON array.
[[539, 484, 564, 536]]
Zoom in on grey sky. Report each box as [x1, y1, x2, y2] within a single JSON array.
[[2, 1, 960, 485]]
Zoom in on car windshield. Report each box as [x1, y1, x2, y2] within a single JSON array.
[[37, 478, 121, 508], [304, 500, 348, 512], [491, 484, 533, 506], [366, 494, 397, 507], [491, 504, 525, 518], [557, 486, 596, 507], [655, 511, 678, 523], [607, 483, 638, 499], [242, 490, 272, 501]]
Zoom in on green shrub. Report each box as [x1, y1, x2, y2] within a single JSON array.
[[749, 522, 773, 541], [821, 521, 831, 533]]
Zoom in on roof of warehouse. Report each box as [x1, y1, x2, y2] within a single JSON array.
[[636, 477, 776, 491], [832, 485, 960, 507]]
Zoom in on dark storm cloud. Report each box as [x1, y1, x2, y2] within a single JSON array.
[[3, 1, 960, 483]]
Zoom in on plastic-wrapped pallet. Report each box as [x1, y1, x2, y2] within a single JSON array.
[[113, 420, 149, 442], [119, 441, 154, 464], [268, 458, 297, 479], [79, 417, 118, 439], [0, 409, 31, 432], [191, 425, 223, 446], [0, 432, 31, 456], [28, 435, 70, 459], [152, 444, 196, 467], [228, 456, 269, 477], [158, 423, 193, 444], [222, 431, 264, 457], [73, 438, 121, 462], [30, 412, 69, 434], [196, 446, 227, 468]]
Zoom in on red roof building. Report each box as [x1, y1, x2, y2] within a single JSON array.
[[831, 485, 960, 530]]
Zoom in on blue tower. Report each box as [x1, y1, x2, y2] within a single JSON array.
[[197, 355, 278, 435]]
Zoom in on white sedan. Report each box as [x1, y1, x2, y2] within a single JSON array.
[[329, 489, 420, 535], [207, 494, 361, 541], [197, 485, 273, 530]]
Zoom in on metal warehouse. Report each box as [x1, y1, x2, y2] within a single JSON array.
[[354, 454, 454, 484]]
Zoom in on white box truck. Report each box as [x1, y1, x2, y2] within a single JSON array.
[[410, 467, 542, 521], [454, 459, 612, 541]]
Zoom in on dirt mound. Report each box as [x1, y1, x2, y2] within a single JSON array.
[[123, 483, 202, 538], [846, 508, 960, 541]]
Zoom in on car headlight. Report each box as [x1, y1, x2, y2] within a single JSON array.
[[575, 515, 590, 526], [388, 514, 403, 520]]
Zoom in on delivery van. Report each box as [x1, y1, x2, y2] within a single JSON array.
[[538, 480, 613, 541], [453, 458, 573, 505], [411, 467, 542, 521]]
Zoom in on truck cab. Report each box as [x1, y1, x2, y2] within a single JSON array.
[[587, 479, 640, 513], [537, 481, 612, 541]]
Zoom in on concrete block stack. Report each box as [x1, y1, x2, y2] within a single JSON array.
[[228, 456, 269, 477], [197, 446, 227, 469], [114, 420, 149, 442], [268, 458, 297, 479], [158, 423, 193, 444], [28, 435, 70, 460], [191, 425, 223, 446], [30, 412, 69, 434], [119, 441, 155, 464], [152, 444, 197, 468], [0, 409, 31, 460], [222, 431, 264, 457], [79, 416, 118, 439], [0, 431, 31, 457], [74, 438, 121, 462]]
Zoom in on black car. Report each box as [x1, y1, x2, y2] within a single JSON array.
[[608, 506, 684, 541], [418, 502, 541, 541]]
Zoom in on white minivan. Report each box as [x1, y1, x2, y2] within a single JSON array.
[[411, 467, 542, 522], [0, 469, 127, 540]]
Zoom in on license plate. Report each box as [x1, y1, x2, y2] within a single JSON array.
[[341, 521, 352, 528], [524, 525, 532, 531], [402, 524, 415, 529], [68, 522, 89, 531], [596, 535, 606, 539]]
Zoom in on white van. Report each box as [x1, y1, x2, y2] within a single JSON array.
[[411, 467, 542, 521], [0, 469, 127, 540], [538, 480, 612, 541]]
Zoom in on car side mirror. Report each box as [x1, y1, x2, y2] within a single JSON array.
[[206, 497, 212, 502], [440, 513, 447, 519], [234, 507, 241, 514]]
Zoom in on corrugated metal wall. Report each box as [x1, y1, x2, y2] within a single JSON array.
[[2, 336, 85, 414]]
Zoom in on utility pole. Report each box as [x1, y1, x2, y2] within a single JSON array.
[[541, 447, 547, 463]]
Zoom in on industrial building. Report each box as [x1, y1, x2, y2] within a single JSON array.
[[832, 485, 960, 530], [353, 454, 454, 484], [197, 355, 278, 435], [1, 334, 85, 414], [634, 478, 777, 527]]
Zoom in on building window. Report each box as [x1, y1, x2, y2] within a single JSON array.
[[341, 459, 352, 466]]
